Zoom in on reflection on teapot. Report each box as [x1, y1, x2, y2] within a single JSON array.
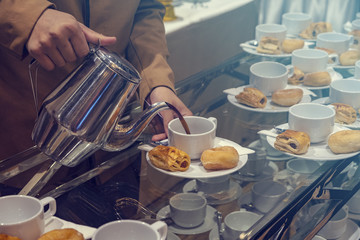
[[32, 47, 171, 167]]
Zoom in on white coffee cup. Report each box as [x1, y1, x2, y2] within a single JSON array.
[[352, 19, 360, 30], [291, 49, 329, 73], [347, 189, 360, 214], [251, 180, 287, 213], [168, 116, 217, 159], [255, 23, 287, 43], [282, 12, 312, 35], [92, 220, 167, 240], [286, 159, 321, 176], [169, 193, 207, 228], [249, 61, 292, 96], [355, 60, 360, 79], [0, 195, 56, 240], [196, 175, 231, 194], [329, 79, 360, 110], [288, 103, 335, 143], [316, 32, 353, 54], [222, 209, 262, 240]]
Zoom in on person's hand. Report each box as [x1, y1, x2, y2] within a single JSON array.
[[26, 9, 117, 71], [147, 87, 192, 141]]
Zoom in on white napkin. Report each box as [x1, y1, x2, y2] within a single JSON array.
[[45, 216, 96, 239], [223, 85, 317, 97]]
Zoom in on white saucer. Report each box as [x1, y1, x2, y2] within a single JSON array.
[[231, 161, 279, 182], [329, 219, 360, 240], [266, 123, 360, 161], [45, 216, 96, 239], [208, 223, 224, 240], [182, 179, 242, 205], [146, 137, 252, 179], [156, 205, 217, 235]]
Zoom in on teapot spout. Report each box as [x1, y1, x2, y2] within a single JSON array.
[[102, 102, 169, 151]]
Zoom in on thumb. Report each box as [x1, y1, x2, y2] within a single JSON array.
[[79, 23, 117, 46]]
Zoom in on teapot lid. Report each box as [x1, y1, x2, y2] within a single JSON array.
[[94, 47, 141, 84]]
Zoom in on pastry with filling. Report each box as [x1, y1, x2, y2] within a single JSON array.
[[303, 71, 331, 87], [148, 145, 190, 172], [281, 39, 305, 53], [201, 146, 239, 170], [299, 22, 333, 39], [328, 130, 360, 154], [331, 103, 357, 124], [235, 87, 267, 108], [38, 229, 84, 240], [256, 36, 281, 55], [0, 234, 21, 240], [288, 67, 305, 85], [274, 130, 310, 155]]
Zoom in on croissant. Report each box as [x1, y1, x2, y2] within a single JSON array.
[[274, 130, 310, 155], [235, 87, 267, 108], [148, 145, 191, 172]]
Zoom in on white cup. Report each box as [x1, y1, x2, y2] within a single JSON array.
[[196, 175, 231, 194], [282, 12, 312, 35], [169, 193, 207, 228], [329, 79, 360, 110], [255, 23, 287, 43], [348, 189, 360, 214], [0, 195, 56, 240], [291, 49, 329, 73], [355, 60, 360, 79], [357, 12, 360, 20], [316, 32, 353, 54], [249, 61, 291, 96], [168, 116, 217, 159], [93, 220, 167, 240], [251, 180, 287, 213], [352, 19, 360, 30], [288, 103, 335, 143], [286, 159, 321, 176], [222, 209, 262, 240]]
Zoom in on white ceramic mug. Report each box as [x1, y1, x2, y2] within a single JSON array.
[[196, 175, 231, 194], [286, 159, 321, 176], [288, 103, 335, 143], [329, 79, 360, 110], [168, 116, 217, 159], [348, 189, 360, 214], [355, 60, 360, 79], [282, 12, 312, 35], [92, 220, 167, 240], [316, 32, 353, 54], [0, 195, 56, 240], [251, 180, 287, 213], [352, 19, 360, 30], [249, 61, 292, 96], [255, 23, 287, 43], [169, 193, 207, 228], [291, 49, 329, 73], [222, 209, 262, 240]]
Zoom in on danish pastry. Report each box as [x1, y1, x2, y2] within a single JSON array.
[[200, 146, 239, 170], [235, 87, 267, 108], [271, 88, 303, 106], [0, 234, 21, 240], [303, 71, 331, 87], [256, 36, 281, 55], [37, 229, 84, 240], [299, 22, 333, 39], [331, 103, 357, 124], [288, 67, 305, 85], [281, 39, 305, 53], [148, 145, 190, 172], [339, 50, 360, 66], [328, 130, 360, 154], [274, 130, 310, 155]]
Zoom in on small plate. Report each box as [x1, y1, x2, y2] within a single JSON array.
[[208, 223, 224, 240], [326, 219, 360, 240], [146, 137, 251, 179], [266, 123, 360, 161], [45, 216, 96, 239], [156, 205, 217, 235]]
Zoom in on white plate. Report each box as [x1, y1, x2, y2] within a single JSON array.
[[156, 205, 216, 235], [312, 97, 360, 129], [227, 86, 312, 113], [146, 137, 250, 179], [266, 123, 360, 161], [45, 216, 96, 239], [329, 219, 360, 240]]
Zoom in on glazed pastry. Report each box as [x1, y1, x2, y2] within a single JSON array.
[[271, 88, 303, 107], [0, 234, 21, 240], [331, 103, 357, 124], [328, 130, 360, 154], [303, 71, 331, 87], [288, 67, 305, 85], [274, 130, 310, 155], [148, 145, 190, 172], [235, 87, 267, 108], [38, 229, 84, 240], [281, 39, 305, 53], [256, 36, 281, 55], [339, 50, 360, 66], [299, 22, 333, 39], [200, 146, 239, 170]]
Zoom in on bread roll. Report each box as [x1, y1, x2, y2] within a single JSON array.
[[303, 71, 331, 86], [0, 234, 21, 240], [256, 36, 281, 55], [235, 87, 267, 108], [281, 39, 305, 53], [315, 47, 336, 55], [300, 22, 333, 39], [200, 146, 239, 170], [274, 130, 310, 155], [149, 145, 191, 172], [38, 229, 84, 240], [328, 130, 360, 154], [331, 103, 357, 124], [339, 50, 360, 66], [271, 88, 303, 106], [288, 67, 305, 85]]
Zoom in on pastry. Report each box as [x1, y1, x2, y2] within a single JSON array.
[[288, 66, 305, 85], [256, 36, 281, 55], [274, 129, 310, 155], [38, 229, 84, 240], [303, 71, 331, 86], [328, 130, 360, 154], [235, 87, 267, 108], [331, 103, 357, 124], [339, 50, 360, 66], [0, 234, 21, 240], [299, 22, 333, 39], [315, 47, 336, 55], [281, 39, 305, 53], [200, 146, 239, 170], [271, 88, 303, 106], [148, 145, 190, 172]]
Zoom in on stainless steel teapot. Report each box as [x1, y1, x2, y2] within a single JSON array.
[[32, 47, 169, 167]]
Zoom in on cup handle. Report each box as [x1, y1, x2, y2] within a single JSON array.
[[207, 117, 217, 127], [151, 221, 167, 240], [286, 65, 294, 78], [40, 196, 57, 220], [328, 53, 339, 65]]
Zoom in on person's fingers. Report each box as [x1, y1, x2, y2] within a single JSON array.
[[56, 40, 77, 62], [79, 23, 117, 47], [35, 54, 55, 71], [151, 133, 167, 142]]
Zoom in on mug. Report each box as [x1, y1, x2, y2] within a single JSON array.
[[0, 195, 57, 240], [195, 175, 231, 194], [288, 103, 335, 143], [329, 79, 360, 110], [354, 60, 360, 79], [168, 116, 217, 159], [352, 19, 360, 30], [92, 220, 167, 240], [282, 12, 312, 35], [316, 32, 353, 54], [251, 180, 287, 213], [286, 159, 321, 176], [255, 23, 287, 43], [347, 189, 360, 214], [291, 49, 329, 73]]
